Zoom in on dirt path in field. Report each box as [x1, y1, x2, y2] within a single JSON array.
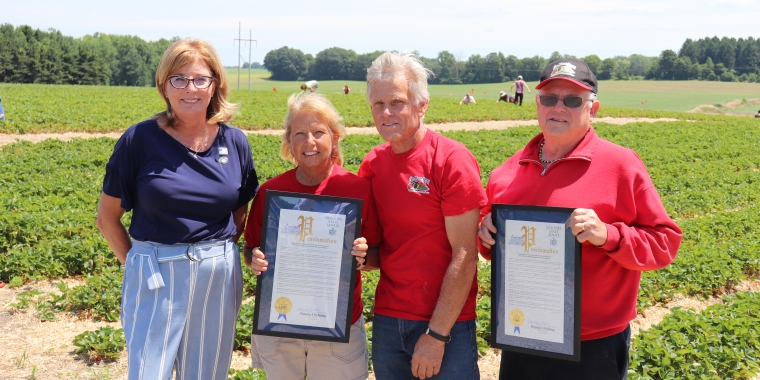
[[630, 278, 760, 337], [689, 97, 760, 115], [0, 117, 680, 147]]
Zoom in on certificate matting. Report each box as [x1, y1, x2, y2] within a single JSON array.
[[490, 204, 581, 361], [252, 190, 362, 343]]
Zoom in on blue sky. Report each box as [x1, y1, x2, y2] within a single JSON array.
[[3, 0, 757, 66]]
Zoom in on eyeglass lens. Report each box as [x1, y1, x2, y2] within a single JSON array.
[[169, 76, 212, 89], [539, 95, 585, 108]]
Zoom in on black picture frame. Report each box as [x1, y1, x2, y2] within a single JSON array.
[[252, 190, 362, 343], [490, 204, 582, 361]]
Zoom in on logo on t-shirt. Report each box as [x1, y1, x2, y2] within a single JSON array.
[[407, 176, 430, 194]]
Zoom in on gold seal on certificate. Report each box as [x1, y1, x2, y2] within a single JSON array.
[[509, 309, 525, 326], [275, 297, 292, 314]]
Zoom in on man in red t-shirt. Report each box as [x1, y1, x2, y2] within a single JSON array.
[[359, 51, 488, 380]]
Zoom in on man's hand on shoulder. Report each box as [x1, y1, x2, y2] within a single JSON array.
[[411, 333, 446, 379]]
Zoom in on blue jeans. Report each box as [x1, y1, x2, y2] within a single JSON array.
[[372, 314, 480, 380]]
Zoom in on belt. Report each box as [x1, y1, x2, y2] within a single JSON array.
[[130, 239, 234, 290]]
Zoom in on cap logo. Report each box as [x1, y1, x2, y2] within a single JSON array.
[[551, 62, 576, 78]]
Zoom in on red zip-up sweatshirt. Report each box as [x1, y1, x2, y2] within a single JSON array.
[[480, 127, 682, 340]]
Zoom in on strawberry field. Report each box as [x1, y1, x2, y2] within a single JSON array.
[[1, 113, 760, 378], [0, 83, 713, 134]]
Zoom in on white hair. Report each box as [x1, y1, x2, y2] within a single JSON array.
[[366, 51, 433, 106]]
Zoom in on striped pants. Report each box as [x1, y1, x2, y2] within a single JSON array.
[[121, 239, 243, 380]]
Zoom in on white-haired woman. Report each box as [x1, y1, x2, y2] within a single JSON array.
[[243, 93, 380, 380], [97, 38, 258, 379]]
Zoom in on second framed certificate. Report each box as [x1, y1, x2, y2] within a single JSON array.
[[490, 204, 582, 361], [252, 190, 362, 343]]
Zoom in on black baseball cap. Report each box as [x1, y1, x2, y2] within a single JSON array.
[[535, 58, 598, 94]]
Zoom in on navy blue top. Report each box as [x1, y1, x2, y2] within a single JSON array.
[[103, 119, 259, 244]]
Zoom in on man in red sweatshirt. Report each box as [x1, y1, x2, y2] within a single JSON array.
[[478, 58, 682, 380]]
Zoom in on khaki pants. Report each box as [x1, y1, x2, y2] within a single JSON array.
[[251, 316, 369, 380]]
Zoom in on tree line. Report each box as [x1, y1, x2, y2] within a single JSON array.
[[647, 37, 760, 82], [1, 23, 758, 86], [266, 37, 760, 84], [0, 24, 175, 86], [264, 46, 658, 84]]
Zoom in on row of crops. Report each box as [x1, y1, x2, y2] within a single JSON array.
[[0, 82, 722, 134], [1, 117, 759, 378]]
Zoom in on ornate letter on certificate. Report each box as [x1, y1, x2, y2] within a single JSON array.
[[491, 205, 581, 361], [252, 191, 362, 343]]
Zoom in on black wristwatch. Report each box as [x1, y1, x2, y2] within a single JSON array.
[[425, 327, 451, 343]]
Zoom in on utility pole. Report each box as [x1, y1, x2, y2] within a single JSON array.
[[233, 22, 257, 90]]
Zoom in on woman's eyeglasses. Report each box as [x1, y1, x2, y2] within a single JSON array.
[[538, 95, 590, 108], [168, 75, 214, 89]]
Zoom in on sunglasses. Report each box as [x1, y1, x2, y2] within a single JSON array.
[[538, 95, 589, 108]]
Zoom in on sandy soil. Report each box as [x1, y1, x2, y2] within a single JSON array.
[[3, 278, 759, 379], [0, 281, 503, 379], [0, 117, 680, 147], [631, 277, 760, 337], [688, 98, 760, 115]]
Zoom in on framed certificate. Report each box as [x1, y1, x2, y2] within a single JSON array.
[[252, 190, 362, 343], [490, 204, 582, 361]]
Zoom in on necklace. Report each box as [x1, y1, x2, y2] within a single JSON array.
[[538, 140, 560, 165], [171, 124, 208, 159]]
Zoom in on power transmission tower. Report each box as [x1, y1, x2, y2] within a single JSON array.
[[233, 22, 257, 90]]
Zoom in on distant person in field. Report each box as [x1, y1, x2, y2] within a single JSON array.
[[479, 58, 682, 380], [97, 38, 258, 380], [0, 98, 5, 120], [755, 110, 760, 118], [301, 80, 319, 92], [510, 75, 530, 106], [459, 93, 476, 105], [496, 91, 515, 104], [344, 85, 351, 94], [360, 51, 487, 380]]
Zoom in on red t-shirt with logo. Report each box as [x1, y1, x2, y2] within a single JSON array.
[[243, 164, 382, 324], [358, 129, 488, 321]]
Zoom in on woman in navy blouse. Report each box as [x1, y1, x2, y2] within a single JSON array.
[[96, 38, 258, 380]]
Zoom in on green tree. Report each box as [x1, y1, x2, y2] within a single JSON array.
[[582, 55, 602, 75], [436, 51, 459, 84], [519, 56, 545, 81], [736, 38, 759, 74], [679, 38, 701, 63], [350, 51, 383, 81], [263, 46, 308, 80], [628, 54, 654, 77], [647, 49, 678, 79], [309, 47, 358, 80], [502, 55, 519, 81], [548, 51, 563, 62], [598, 58, 617, 80]]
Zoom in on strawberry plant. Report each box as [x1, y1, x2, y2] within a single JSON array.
[[72, 326, 126, 362], [630, 292, 760, 379]]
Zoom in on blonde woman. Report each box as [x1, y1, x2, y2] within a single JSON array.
[[243, 93, 379, 380], [96, 38, 258, 379]]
